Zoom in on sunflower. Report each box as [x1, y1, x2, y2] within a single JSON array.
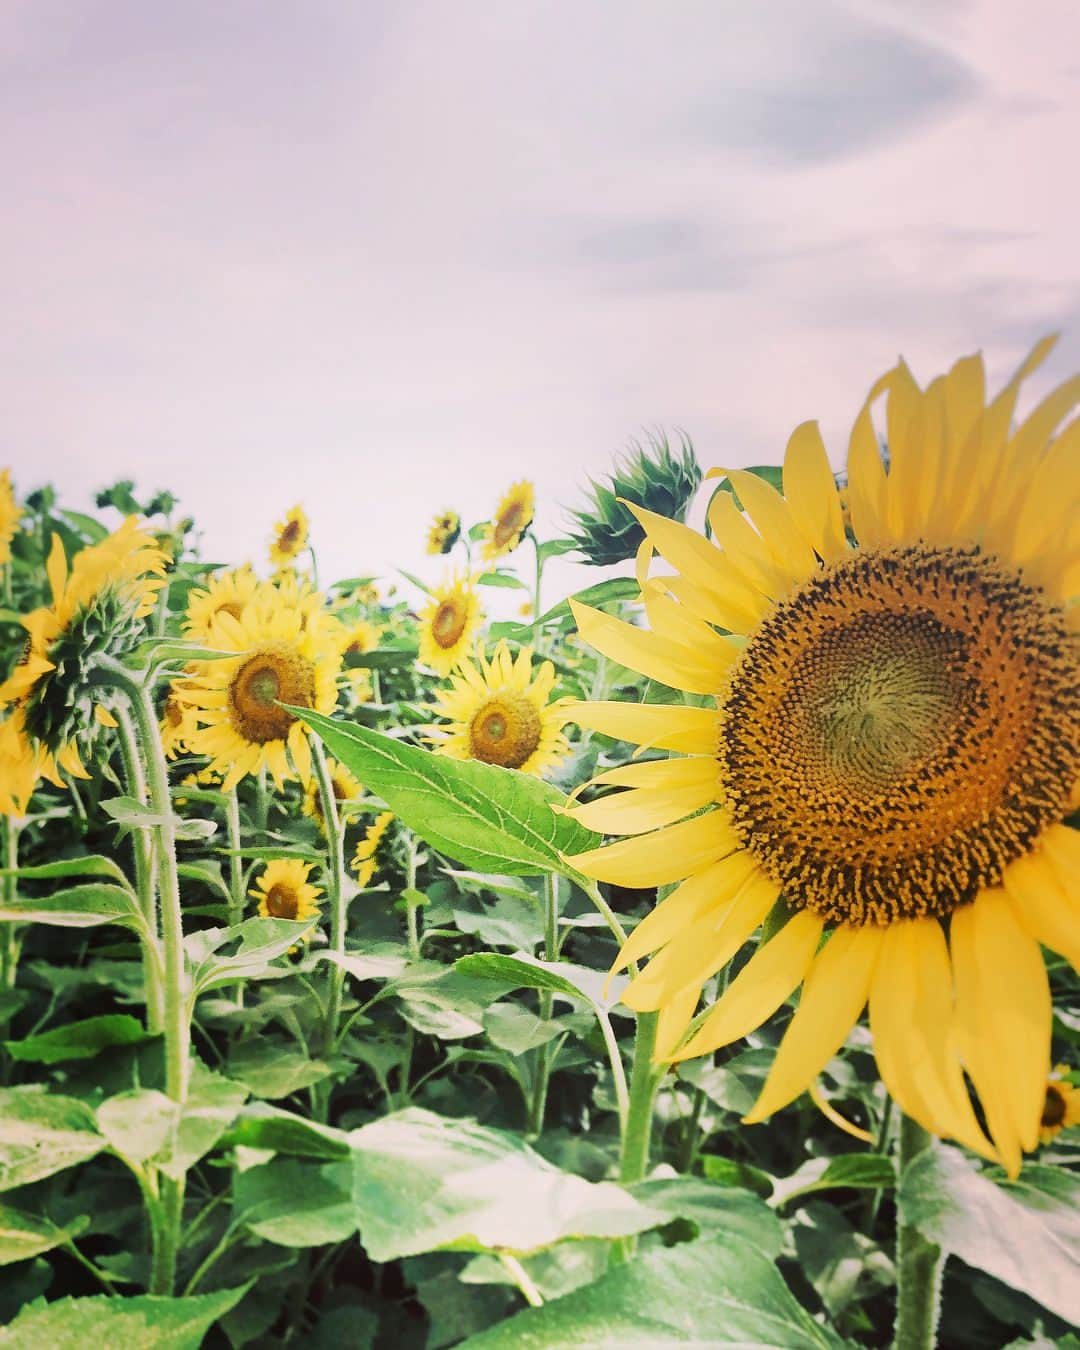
[[183, 601, 342, 790], [0, 519, 168, 785], [302, 755, 363, 832], [351, 811, 394, 887], [340, 619, 380, 659], [0, 710, 56, 814], [268, 505, 309, 567], [184, 566, 261, 642], [0, 469, 21, 565], [346, 668, 375, 703], [1039, 1065, 1080, 1144], [249, 858, 322, 923], [564, 338, 1080, 1177], [427, 640, 571, 777], [481, 481, 534, 561], [417, 571, 483, 676], [426, 509, 461, 556], [160, 681, 199, 759]]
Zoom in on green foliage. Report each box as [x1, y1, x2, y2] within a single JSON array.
[[0, 1286, 247, 1348]]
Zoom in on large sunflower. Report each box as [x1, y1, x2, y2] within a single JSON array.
[[565, 339, 1080, 1177], [268, 505, 309, 567], [481, 481, 534, 561], [184, 566, 261, 642], [427, 640, 571, 777], [0, 519, 168, 787], [0, 469, 21, 565], [417, 572, 483, 676], [184, 601, 342, 790]]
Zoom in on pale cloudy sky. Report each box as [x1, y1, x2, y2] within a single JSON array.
[[2, 1, 1078, 600]]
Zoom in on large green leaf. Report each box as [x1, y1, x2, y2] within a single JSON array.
[[235, 1158, 356, 1247], [0, 1091, 105, 1191], [455, 952, 627, 1010], [292, 708, 595, 880], [0, 1286, 248, 1349], [158, 1065, 248, 1179], [0, 856, 129, 885], [5, 1014, 153, 1065], [0, 883, 147, 934], [0, 1204, 84, 1266], [222, 1104, 351, 1161], [458, 1233, 843, 1348], [95, 1090, 179, 1166], [189, 918, 318, 996], [630, 1176, 783, 1256], [771, 1153, 895, 1209], [898, 1144, 1080, 1325]]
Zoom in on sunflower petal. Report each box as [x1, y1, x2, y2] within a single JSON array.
[[1002, 852, 1080, 971], [721, 470, 818, 584], [567, 810, 739, 888], [563, 700, 718, 754], [781, 421, 847, 562], [569, 600, 723, 696]]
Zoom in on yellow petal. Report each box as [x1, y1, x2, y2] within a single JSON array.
[[745, 923, 883, 1122], [660, 571, 765, 636], [563, 780, 717, 836], [45, 533, 68, 609], [781, 421, 847, 562], [670, 910, 823, 1061], [625, 503, 762, 618], [1002, 852, 1080, 971], [567, 810, 739, 888], [563, 700, 718, 754], [844, 366, 895, 547], [706, 491, 793, 599], [570, 600, 722, 696], [94, 704, 119, 728], [654, 983, 702, 1060], [641, 586, 740, 675], [721, 470, 818, 584], [1011, 418, 1080, 562]]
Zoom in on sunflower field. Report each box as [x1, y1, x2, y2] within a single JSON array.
[[0, 346, 1077, 1350]]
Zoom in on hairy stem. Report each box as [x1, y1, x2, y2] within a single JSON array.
[[526, 871, 560, 1136], [894, 1114, 944, 1350], [114, 700, 164, 1033], [314, 737, 347, 1062]]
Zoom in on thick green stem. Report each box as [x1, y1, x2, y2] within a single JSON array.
[[224, 789, 246, 1008], [532, 534, 544, 626], [610, 1010, 662, 1265], [526, 872, 560, 1136], [894, 1115, 943, 1350], [1, 814, 20, 991], [314, 738, 347, 1060], [114, 701, 164, 1033]]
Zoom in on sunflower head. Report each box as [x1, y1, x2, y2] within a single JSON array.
[[1039, 1065, 1080, 1144], [426, 640, 571, 777], [0, 469, 22, 566], [341, 620, 381, 660], [160, 680, 199, 759], [0, 520, 168, 774], [269, 505, 309, 567], [184, 566, 261, 642], [351, 811, 394, 887], [481, 482, 535, 561], [566, 433, 701, 566], [417, 572, 483, 676], [249, 858, 322, 924], [302, 756, 364, 833], [426, 509, 461, 556], [564, 338, 1080, 1177]]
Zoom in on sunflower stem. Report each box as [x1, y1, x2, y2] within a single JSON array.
[[610, 1009, 662, 1265], [526, 871, 561, 1136], [313, 737, 347, 1070], [1, 814, 23, 1082], [225, 787, 245, 1008], [894, 1114, 943, 1350], [113, 699, 164, 1034], [255, 764, 269, 838]]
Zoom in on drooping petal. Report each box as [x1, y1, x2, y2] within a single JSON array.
[[566, 810, 740, 888], [1002, 851, 1080, 971], [563, 700, 719, 754], [781, 421, 847, 562], [569, 600, 723, 696], [720, 470, 818, 584]]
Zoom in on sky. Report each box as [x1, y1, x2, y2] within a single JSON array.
[[2, 0, 1078, 603]]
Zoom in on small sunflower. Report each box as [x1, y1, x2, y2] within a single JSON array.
[[249, 858, 322, 923], [184, 566, 261, 642], [269, 505, 309, 567], [0, 710, 56, 815], [1039, 1065, 1080, 1144], [160, 680, 199, 759], [302, 755, 364, 833], [351, 811, 394, 887], [184, 601, 343, 790], [426, 509, 461, 555], [341, 619, 381, 660], [0, 519, 168, 784], [426, 640, 571, 777], [481, 481, 534, 561], [564, 338, 1080, 1177], [417, 571, 483, 676], [347, 668, 375, 703], [0, 469, 21, 565]]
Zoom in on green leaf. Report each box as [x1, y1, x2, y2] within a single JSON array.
[[483, 1004, 565, 1055], [458, 1233, 843, 1348], [398, 569, 435, 596], [771, 1153, 895, 1209], [222, 1104, 351, 1161], [96, 1090, 179, 1165], [226, 1043, 332, 1099], [455, 952, 626, 1010], [158, 1065, 248, 1179], [476, 571, 528, 589], [0, 1204, 84, 1266], [700, 1154, 775, 1200], [191, 918, 318, 996], [236, 1158, 356, 1247], [292, 708, 596, 880], [130, 637, 233, 666], [489, 577, 640, 642], [0, 1091, 104, 1191], [101, 795, 169, 831], [0, 856, 129, 885], [898, 1144, 1080, 1325], [348, 1107, 663, 1261], [451, 889, 542, 952], [0, 1286, 249, 1349], [0, 883, 146, 933], [5, 1015, 153, 1065], [630, 1177, 783, 1256]]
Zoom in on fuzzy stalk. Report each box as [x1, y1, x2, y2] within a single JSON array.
[[526, 870, 560, 1136], [894, 1114, 944, 1350], [313, 736, 347, 1060]]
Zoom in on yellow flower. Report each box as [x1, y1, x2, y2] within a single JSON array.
[[347, 668, 375, 703], [183, 600, 342, 790], [426, 640, 571, 777], [269, 505, 309, 567], [341, 620, 380, 659], [160, 680, 199, 759], [249, 858, 322, 923], [0, 470, 21, 566], [0, 519, 167, 784], [351, 811, 394, 887], [302, 756, 363, 833], [184, 566, 261, 642], [481, 481, 534, 561], [564, 338, 1080, 1178], [426, 509, 461, 555], [1039, 1065, 1080, 1144], [417, 571, 483, 676]]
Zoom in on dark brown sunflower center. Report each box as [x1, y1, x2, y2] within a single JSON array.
[[1041, 1083, 1067, 1128], [432, 599, 467, 649], [263, 883, 299, 919], [720, 544, 1080, 925], [229, 641, 316, 744], [165, 696, 185, 728], [468, 694, 541, 769], [493, 504, 527, 548], [278, 520, 302, 550]]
